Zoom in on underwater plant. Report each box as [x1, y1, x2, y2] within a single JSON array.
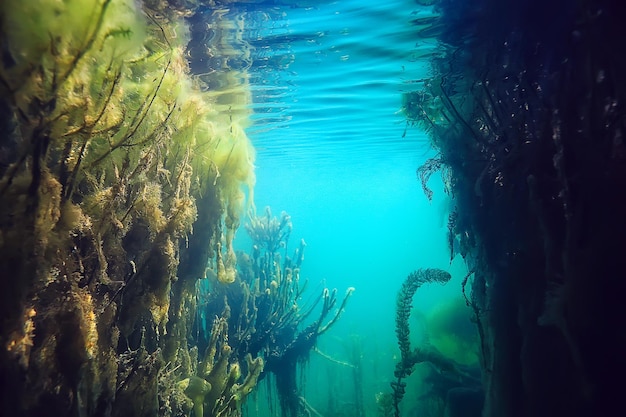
[[404, 1, 626, 416], [196, 208, 354, 417], [244, 206, 293, 254], [0, 1, 257, 416], [177, 303, 264, 417], [388, 268, 480, 417]]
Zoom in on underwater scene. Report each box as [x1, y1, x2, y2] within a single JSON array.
[[1, 1, 624, 417]]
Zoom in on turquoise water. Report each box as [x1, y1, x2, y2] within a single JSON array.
[[223, 1, 474, 415]]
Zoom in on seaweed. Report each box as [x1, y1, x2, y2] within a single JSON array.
[[406, 0, 626, 415], [390, 268, 451, 417], [0, 1, 258, 416], [197, 208, 354, 417]]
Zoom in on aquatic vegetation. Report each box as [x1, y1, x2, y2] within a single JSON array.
[[405, 0, 626, 416], [177, 304, 264, 417], [376, 391, 395, 417], [197, 208, 354, 417], [387, 268, 480, 417], [244, 206, 292, 254], [426, 298, 480, 366], [395, 270, 450, 363], [391, 269, 450, 415], [179, 376, 212, 417], [0, 1, 256, 416]]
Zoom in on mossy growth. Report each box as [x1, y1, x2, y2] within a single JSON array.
[[425, 297, 480, 366], [178, 376, 212, 417], [0, 1, 256, 416], [177, 307, 264, 417], [0, 0, 254, 259]]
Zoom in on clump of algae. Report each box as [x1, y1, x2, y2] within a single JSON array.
[[0, 0, 256, 415]]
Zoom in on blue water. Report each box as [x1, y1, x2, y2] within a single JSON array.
[[224, 1, 473, 415]]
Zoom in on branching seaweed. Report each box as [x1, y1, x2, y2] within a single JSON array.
[[198, 208, 353, 417]]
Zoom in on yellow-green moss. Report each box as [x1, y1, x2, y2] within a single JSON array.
[[1, 1, 257, 415], [426, 298, 480, 366]]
